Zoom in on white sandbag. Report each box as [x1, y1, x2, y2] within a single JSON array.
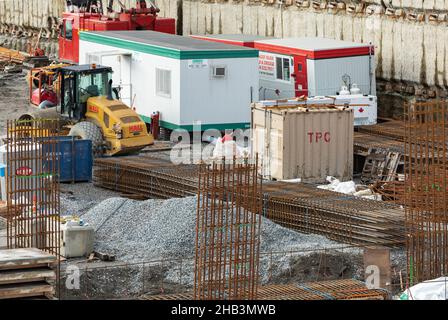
[[317, 176, 356, 195], [400, 277, 448, 300], [334, 181, 356, 194]]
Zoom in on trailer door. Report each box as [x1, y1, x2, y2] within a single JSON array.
[[87, 52, 133, 106], [59, 18, 74, 62], [293, 54, 308, 97]]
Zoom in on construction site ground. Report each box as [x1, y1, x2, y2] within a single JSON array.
[[0, 69, 408, 299]]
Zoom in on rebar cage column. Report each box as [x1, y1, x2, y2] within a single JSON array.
[[404, 100, 448, 283], [194, 158, 262, 300], [5, 119, 61, 256]]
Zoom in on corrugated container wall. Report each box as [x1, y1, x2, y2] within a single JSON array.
[[252, 103, 353, 183]]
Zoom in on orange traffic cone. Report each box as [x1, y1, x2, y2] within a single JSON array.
[[32, 195, 37, 214]]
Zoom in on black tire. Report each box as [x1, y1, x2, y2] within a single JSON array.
[[68, 121, 103, 157]]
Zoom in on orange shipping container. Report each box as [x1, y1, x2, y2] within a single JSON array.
[[251, 101, 354, 183]]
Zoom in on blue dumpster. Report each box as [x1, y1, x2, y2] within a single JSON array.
[[42, 136, 93, 183]]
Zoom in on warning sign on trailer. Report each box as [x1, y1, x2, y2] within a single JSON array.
[[258, 53, 275, 78], [188, 59, 208, 69]]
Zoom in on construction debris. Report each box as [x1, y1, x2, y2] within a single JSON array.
[[0, 47, 27, 64], [94, 251, 116, 262]]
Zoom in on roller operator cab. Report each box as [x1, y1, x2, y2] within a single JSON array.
[[59, 64, 153, 156]]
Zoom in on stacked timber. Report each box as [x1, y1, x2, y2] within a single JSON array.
[[0, 248, 57, 299], [0, 47, 27, 64]]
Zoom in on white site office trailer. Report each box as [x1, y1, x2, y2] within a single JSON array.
[[79, 30, 259, 131], [192, 35, 376, 100]]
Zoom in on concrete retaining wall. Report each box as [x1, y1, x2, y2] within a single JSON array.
[[0, 0, 447, 90], [183, 0, 448, 89]]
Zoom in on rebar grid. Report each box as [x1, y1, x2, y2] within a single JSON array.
[[93, 155, 199, 199], [354, 132, 406, 154], [5, 119, 61, 257], [405, 100, 448, 283], [354, 131, 445, 161], [358, 120, 406, 141], [261, 182, 405, 247], [143, 279, 388, 301], [371, 180, 406, 204], [194, 158, 262, 300]]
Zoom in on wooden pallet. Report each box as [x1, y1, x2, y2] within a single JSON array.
[[0, 248, 57, 299], [361, 148, 401, 184]]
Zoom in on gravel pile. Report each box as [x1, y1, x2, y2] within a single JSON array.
[[60, 182, 121, 216], [81, 196, 359, 285], [83, 196, 347, 260]]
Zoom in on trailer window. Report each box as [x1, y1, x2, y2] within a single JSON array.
[[276, 57, 291, 81], [65, 20, 73, 40], [156, 68, 171, 98]]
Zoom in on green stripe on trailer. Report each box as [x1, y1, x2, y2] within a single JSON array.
[[139, 114, 152, 124], [139, 115, 250, 132], [80, 32, 259, 60]]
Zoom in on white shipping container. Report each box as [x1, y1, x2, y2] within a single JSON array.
[[252, 100, 354, 182]]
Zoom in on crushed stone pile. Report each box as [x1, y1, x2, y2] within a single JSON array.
[[73, 197, 368, 292], [82, 196, 347, 262]]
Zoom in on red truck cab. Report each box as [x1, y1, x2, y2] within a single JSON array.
[[59, 7, 175, 63]]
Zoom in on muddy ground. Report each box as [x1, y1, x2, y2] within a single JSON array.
[[0, 69, 34, 137]]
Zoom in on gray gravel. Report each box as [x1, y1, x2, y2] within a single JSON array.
[[60, 182, 122, 216], [81, 195, 360, 285]]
